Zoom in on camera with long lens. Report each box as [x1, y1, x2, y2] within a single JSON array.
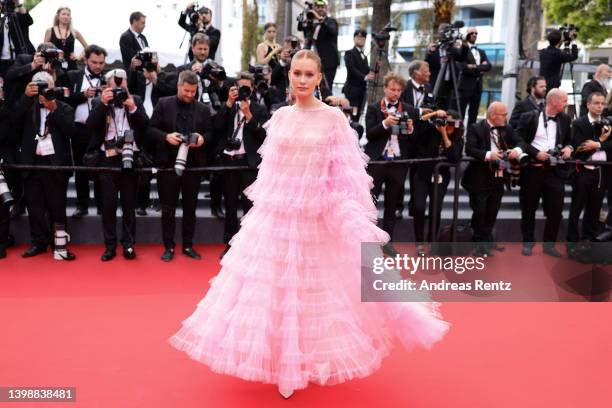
[[296, 1, 317, 38], [116, 130, 135, 171], [41, 48, 66, 70], [288, 37, 301, 59], [174, 133, 199, 176], [248, 64, 269, 93], [111, 87, 128, 107], [547, 144, 565, 166], [199, 60, 227, 81], [391, 111, 411, 136], [0, 166, 14, 205], [134, 50, 157, 72], [491, 151, 529, 187], [560, 23, 579, 45], [372, 23, 398, 47], [34, 81, 69, 100], [94, 77, 107, 97], [186, 3, 201, 30], [237, 85, 252, 102], [437, 20, 465, 49]]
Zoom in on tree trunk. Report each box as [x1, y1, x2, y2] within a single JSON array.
[[368, 0, 392, 104], [433, 0, 456, 32], [518, 0, 542, 99], [274, 0, 287, 38]]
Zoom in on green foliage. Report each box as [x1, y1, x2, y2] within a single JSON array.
[[543, 0, 612, 48], [241, 0, 260, 71], [24, 0, 42, 10]]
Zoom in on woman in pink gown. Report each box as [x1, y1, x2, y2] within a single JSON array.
[[169, 50, 449, 398]]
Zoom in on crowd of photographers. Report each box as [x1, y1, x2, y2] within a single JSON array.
[[0, 0, 611, 263]]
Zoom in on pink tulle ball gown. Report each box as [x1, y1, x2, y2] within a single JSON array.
[[169, 103, 449, 392]]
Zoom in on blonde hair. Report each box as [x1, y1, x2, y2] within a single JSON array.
[[383, 72, 406, 89], [290, 49, 322, 73], [53, 7, 72, 32]]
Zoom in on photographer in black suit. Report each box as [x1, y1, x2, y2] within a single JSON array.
[[149, 71, 212, 262], [342, 29, 373, 121], [539, 29, 578, 92], [119, 11, 148, 71], [516, 89, 573, 257], [297, 0, 339, 88], [86, 69, 149, 261], [509, 76, 546, 129], [462, 102, 521, 257], [579, 64, 610, 117], [400, 60, 434, 111], [59, 44, 107, 218], [179, 3, 221, 61], [365, 73, 418, 256], [566, 92, 612, 257], [0, 84, 12, 259], [458, 27, 491, 126], [214, 72, 268, 258], [0, 0, 35, 76], [14, 71, 76, 260]]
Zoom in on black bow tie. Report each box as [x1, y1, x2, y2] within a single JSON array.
[[546, 115, 557, 122], [471, 46, 477, 50], [387, 103, 398, 109], [88, 73, 101, 80], [415, 86, 424, 93], [137, 34, 144, 39]]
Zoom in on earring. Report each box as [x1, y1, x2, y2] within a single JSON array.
[[316, 83, 322, 100]]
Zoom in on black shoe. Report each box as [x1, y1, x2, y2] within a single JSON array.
[[521, 244, 533, 256], [182, 247, 202, 260], [211, 206, 225, 219], [161, 248, 174, 262], [220, 245, 231, 259], [543, 245, 561, 258], [71, 207, 89, 218], [0, 247, 6, 259], [22, 245, 47, 258], [10, 203, 25, 218], [382, 243, 399, 257], [395, 209, 403, 220], [136, 207, 147, 216], [6, 234, 15, 248], [123, 246, 136, 260], [101, 247, 116, 262], [57, 250, 77, 261]]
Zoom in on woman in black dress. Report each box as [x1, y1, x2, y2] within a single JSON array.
[[256, 22, 282, 71], [44, 7, 88, 71]]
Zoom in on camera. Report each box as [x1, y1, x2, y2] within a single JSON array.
[[111, 87, 128, 107], [117, 130, 135, 171], [596, 116, 612, 127], [237, 85, 252, 102], [560, 23, 579, 45], [94, 77, 107, 97], [430, 117, 448, 126], [134, 50, 157, 72], [174, 133, 199, 176], [248, 64, 269, 93], [34, 81, 69, 100], [437, 20, 465, 48], [199, 60, 227, 81], [0, 166, 13, 205], [372, 23, 398, 46], [186, 3, 200, 29], [296, 1, 318, 35], [391, 111, 411, 136], [547, 144, 565, 166], [491, 151, 529, 187], [40, 48, 66, 70]]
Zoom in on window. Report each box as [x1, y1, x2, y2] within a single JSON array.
[[402, 12, 417, 31], [257, 0, 267, 25]]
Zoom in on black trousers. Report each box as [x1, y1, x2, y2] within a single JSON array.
[[157, 170, 201, 249], [567, 168, 606, 242], [137, 173, 153, 209], [221, 155, 256, 244], [209, 172, 223, 210], [412, 174, 450, 243], [459, 87, 482, 126], [468, 179, 504, 242], [605, 169, 612, 227], [97, 156, 138, 248], [73, 124, 99, 210], [344, 85, 366, 122], [323, 66, 337, 90], [370, 163, 408, 241], [0, 201, 9, 249], [24, 157, 69, 247], [519, 166, 565, 243]]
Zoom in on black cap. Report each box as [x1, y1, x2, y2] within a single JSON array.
[[354, 29, 367, 38]]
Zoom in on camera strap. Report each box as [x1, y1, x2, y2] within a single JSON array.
[[231, 115, 247, 142], [379, 98, 403, 118]]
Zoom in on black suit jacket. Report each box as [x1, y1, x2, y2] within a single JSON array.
[[213, 102, 268, 168], [364, 101, 419, 160], [126, 69, 176, 109], [538, 45, 578, 90], [299, 17, 339, 71], [13, 95, 75, 166], [4, 54, 40, 105], [85, 96, 149, 155], [399, 80, 434, 108], [413, 122, 463, 181], [119, 29, 149, 70], [571, 115, 612, 162], [56, 69, 99, 109], [0, 13, 35, 57], [580, 80, 607, 117], [458, 46, 491, 92], [342, 47, 369, 93], [461, 120, 519, 192], [148, 96, 212, 168], [509, 96, 543, 129], [425, 44, 468, 88]]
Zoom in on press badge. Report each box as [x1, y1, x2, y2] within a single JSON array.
[[202, 92, 211, 103], [37, 135, 55, 156]]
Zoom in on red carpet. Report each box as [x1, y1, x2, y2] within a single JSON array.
[[0, 245, 611, 408]]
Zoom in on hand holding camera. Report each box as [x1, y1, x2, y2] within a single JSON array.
[[383, 114, 400, 128], [536, 150, 551, 162], [31, 53, 46, 71], [165, 132, 183, 146]]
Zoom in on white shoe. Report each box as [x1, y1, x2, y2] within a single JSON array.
[[278, 387, 294, 399]]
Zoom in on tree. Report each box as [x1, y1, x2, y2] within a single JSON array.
[[543, 0, 612, 48], [414, 0, 457, 58], [24, 0, 42, 9], [241, 0, 260, 70], [368, 0, 392, 103], [518, 0, 543, 99]]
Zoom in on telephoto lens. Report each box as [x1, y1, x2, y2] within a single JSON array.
[[174, 135, 189, 176], [121, 130, 135, 171], [0, 168, 14, 205]]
